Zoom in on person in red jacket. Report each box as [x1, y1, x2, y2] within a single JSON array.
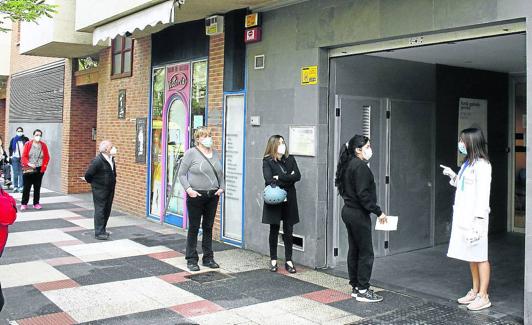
[[20, 129, 50, 211], [0, 187, 17, 311]]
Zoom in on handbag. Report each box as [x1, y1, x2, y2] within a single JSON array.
[[263, 183, 287, 205]]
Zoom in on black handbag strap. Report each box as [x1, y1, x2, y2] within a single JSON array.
[[194, 147, 221, 187]]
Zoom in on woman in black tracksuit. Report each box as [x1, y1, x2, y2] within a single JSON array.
[[262, 135, 301, 274], [335, 134, 387, 303]]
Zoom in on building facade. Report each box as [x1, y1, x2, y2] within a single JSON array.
[[6, 0, 532, 322]]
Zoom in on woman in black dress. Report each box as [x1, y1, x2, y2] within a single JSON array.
[[262, 135, 301, 273]]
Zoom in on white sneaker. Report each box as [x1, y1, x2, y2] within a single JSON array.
[[467, 294, 491, 311], [457, 289, 477, 305]]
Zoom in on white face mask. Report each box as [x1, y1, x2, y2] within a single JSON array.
[[109, 147, 117, 155], [34, 135, 42, 142], [16, 132, 23, 137], [362, 147, 373, 161], [201, 137, 213, 148], [277, 143, 286, 155]]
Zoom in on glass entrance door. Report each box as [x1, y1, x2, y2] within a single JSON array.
[[513, 80, 526, 231]]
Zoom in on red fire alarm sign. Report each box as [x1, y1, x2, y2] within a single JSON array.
[[244, 27, 262, 44]]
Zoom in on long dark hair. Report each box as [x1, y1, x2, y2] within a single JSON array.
[[335, 135, 369, 196], [460, 128, 489, 163], [263, 135, 289, 160]]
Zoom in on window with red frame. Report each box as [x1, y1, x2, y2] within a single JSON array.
[[111, 36, 133, 77]]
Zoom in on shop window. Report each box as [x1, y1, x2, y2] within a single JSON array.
[[191, 60, 208, 144], [149, 68, 165, 216], [111, 36, 134, 78]]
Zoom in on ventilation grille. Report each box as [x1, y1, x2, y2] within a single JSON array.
[[9, 64, 65, 122], [362, 105, 371, 138]]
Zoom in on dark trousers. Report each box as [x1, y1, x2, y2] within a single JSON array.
[[93, 187, 115, 236], [342, 206, 374, 290], [0, 282, 3, 312], [185, 193, 219, 264], [21, 169, 43, 205], [269, 223, 294, 261]]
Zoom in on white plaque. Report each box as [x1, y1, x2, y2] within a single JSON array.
[[457, 98, 488, 166], [289, 126, 316, 157]]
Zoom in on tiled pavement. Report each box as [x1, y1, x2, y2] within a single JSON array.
[[0, 189, 524, 324]]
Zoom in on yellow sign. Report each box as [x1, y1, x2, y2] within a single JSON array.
[[301, 66, 318, 85], [245, 13, 259, 28]]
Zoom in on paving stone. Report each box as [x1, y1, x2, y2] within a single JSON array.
[[0, 285, 62, 321], [77, 308, 192, 325], [9, 219, 78, 233], [17, 202, 80, 211], [56, 255, 183, 286], [0, 243, 72, 265], [73, 209, 128, 218], [66, 225, 162, 244], [185, 271, 233, 284]]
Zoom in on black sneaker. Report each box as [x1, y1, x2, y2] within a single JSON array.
[[351, 287, 359, 298], [356, 289, 383, 303], [187, 263, 200, 272], [202, 260, 220, 269]]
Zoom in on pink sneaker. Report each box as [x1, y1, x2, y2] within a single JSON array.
[[20, 205, 28, 211], [33, 204, 42, 210]]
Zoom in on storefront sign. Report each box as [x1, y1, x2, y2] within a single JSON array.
[[289, 126, 316, 156], [135, 117, 147, 163], [223, 93, 245, 242], [245, 13, 260, 28], [117, 89, 126, 119], [244, 27, 262, 44], [457, 97, 488, 165], [301, 66, 318, 85]]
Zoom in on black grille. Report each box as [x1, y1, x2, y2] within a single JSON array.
[[9, 63, 65, 122]]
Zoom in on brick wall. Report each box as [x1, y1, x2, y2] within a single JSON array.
[[62, 60, 98, 193], [0, 99, 5, 144], [96, 36, 151, 216], [207, 34, 225, 238]]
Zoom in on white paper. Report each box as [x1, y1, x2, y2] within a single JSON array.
[[375, 216, 398, 231]]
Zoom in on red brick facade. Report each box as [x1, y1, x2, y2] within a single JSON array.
[[96, 36, 151, 216], [62, 60, 98, 193], [207, 34, 225, 237]]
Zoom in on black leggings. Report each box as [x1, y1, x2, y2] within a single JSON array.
[[0, 282, 4, 312], [269, 223, 294, 261]]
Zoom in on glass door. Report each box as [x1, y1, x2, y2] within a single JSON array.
[[513, 80, 526, 231]]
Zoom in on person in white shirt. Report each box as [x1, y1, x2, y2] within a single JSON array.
[[84, 140, 117, 240], [441, 128, 492, 311]]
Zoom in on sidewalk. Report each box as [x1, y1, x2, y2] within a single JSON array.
[[0, 190, 523, 324]]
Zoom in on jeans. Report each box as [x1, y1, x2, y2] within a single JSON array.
[[11, 157, 23, 189], [21, 168, 44, 205], [269, 223, 294, 261], [185, 193, 219, 264], [342, 206, 374, 290]]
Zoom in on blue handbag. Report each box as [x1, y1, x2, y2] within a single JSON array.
[[263, 184, 287, 205]]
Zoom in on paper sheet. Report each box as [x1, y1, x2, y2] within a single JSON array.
[[375, 216, 398, 231]]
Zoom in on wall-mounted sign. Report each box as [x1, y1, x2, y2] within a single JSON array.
[[289, 126, 316, 156], [135, 117, 147, 163], [301, 66, 318, 85], [245, 13, 260, 28], [457, 97, 488, 166], [245, 27, 262, 44], [118, 89, 126, 119]]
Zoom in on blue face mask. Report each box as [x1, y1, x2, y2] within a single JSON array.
[[200, 137, 213, 148], [458, 142, 467, 155]]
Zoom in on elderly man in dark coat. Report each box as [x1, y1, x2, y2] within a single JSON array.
[[84, 140, 117, 240]]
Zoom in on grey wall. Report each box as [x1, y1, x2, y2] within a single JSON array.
[[244, 0, 531, 272], [8, 123, 63, 192]]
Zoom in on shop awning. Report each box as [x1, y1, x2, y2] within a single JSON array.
[[92, 0, 175, 45]]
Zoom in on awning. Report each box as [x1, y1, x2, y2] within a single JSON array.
[[92, 0, 175, 45]]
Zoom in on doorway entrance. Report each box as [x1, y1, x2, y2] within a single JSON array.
[[328, 32, 526, 318]]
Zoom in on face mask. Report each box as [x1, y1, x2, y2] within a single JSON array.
[[277, 144, 286, 155], [201, 137, 213, 148], [34, 135, 41, 142], [362, 147, 373, 161], [16, 132, 23, 137], [458, 142, 467, 155], [110, 147, 117, 155]]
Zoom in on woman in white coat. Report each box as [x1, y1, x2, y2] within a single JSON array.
[[441, 127, 492, 311]]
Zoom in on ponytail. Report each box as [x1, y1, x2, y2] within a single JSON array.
[[335, 135, 369, 196]]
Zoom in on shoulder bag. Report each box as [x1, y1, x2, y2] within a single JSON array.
[[23, 145, 42, 175], [194, 147, 221, 187]]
